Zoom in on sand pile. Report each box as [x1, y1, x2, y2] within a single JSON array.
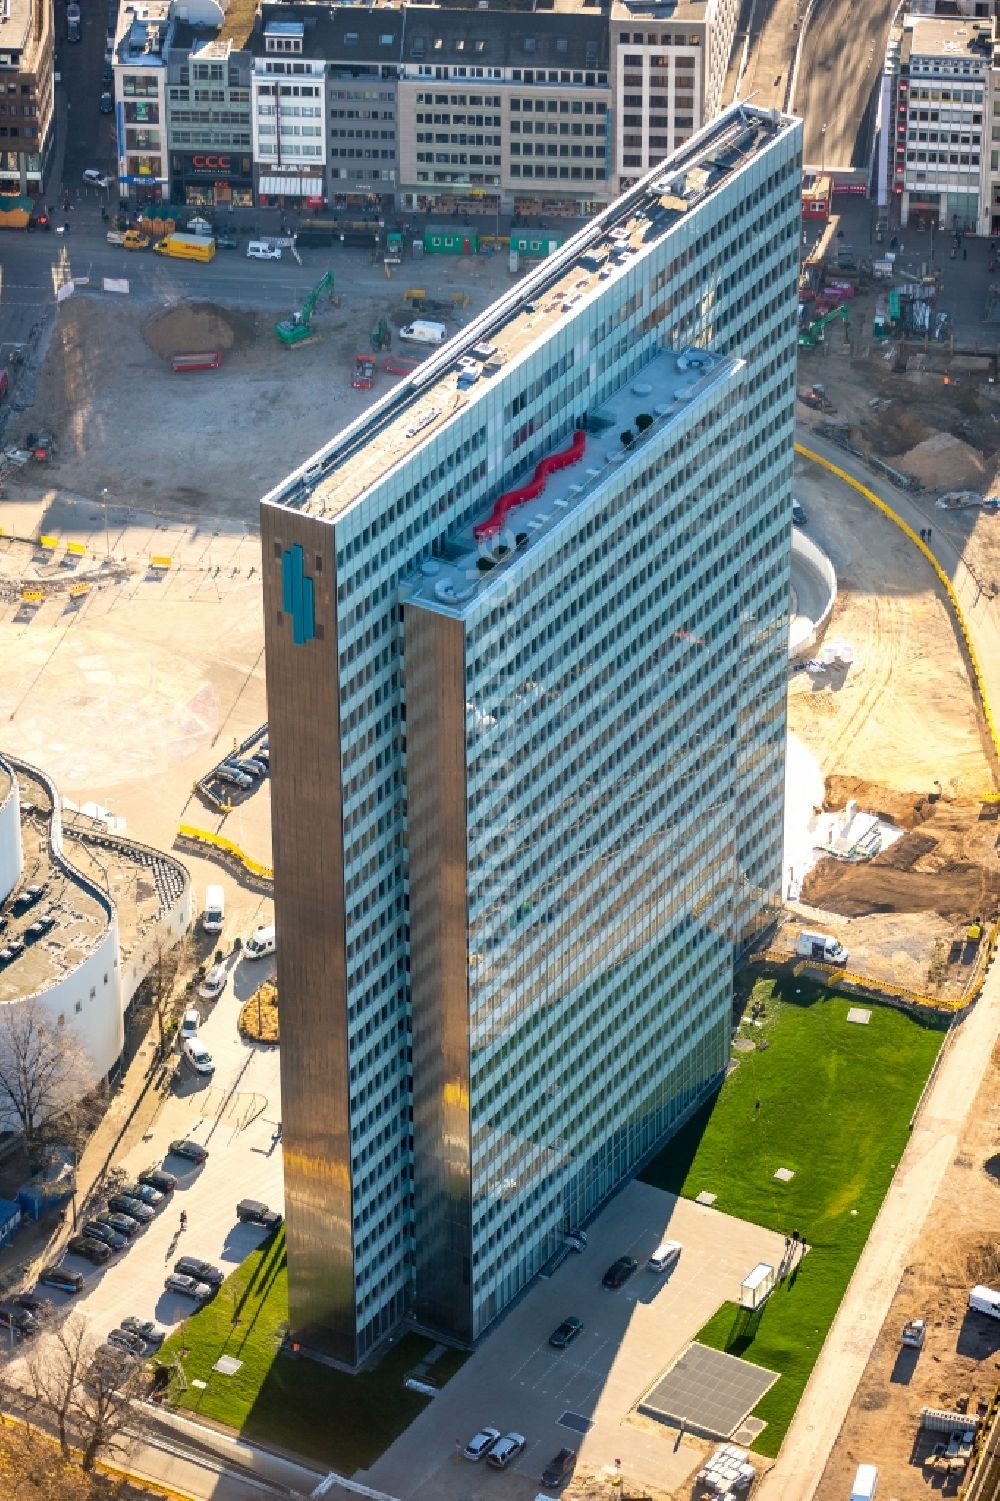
[[143, 301, 259, 360], [897, 431, 986, 490]]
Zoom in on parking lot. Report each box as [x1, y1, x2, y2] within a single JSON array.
[[365, 1181, 786, 1501], [19, 946, 282, 1353]]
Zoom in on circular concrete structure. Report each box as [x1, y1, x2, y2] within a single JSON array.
[[789, 528, 837, 659]]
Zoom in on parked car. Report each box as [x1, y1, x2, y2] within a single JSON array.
[[164, 1273, 212, 1301], [179, 1009, 200, 1039], [168, 1138, 209, 1164], [487, 1433, 526, 1470], [11, 884, 44, 914], [235, 757, 267, 777], [602, 1256, 638, 1290], [82, 1220, 127, 1252], [99, 91, 114, 114], [215, 234, 238, 250], [647, 1238, 682, 1274], [106, 1327, 144, 1357], [67, 1235, 112, 1265], [38, 1265, 83, 1294], [0, 1303, 37, 1338], [37, 1260, 81, 1296], [541, 1447, 578, 1489], [792, 499, 807, 526], [463, 1426, 500, 1462], [548, 1316, 583, 1349], [236, 1199, 283, 1230], [102, 63, 114, 84], [182, 1038, 215, 1076], [199, 964, 226, 1000], [121, 1182, 164, 1208], [10, 1293, 51, 1315], [138, 1166, 177, 1194], [107, 1194, 154, 1223], [173, 1256, 224, 1287], [82, 169, 110, 190], [217, 765, 251, 789], [96, 1210, 140, 1238], [120, 1315, 166, 1348]]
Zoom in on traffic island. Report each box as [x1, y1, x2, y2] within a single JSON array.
[[239, 980, 278, 1044]]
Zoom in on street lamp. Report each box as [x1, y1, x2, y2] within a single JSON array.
[[101, 487, 110, 558], [820, 123, 827, 177]]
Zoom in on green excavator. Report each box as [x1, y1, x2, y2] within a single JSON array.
[[276, 270, 338, 346], [798, 303, 849, 350]]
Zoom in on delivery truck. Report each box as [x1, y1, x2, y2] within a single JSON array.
[[969, 1285, 1000, 1319], [399, 319, 447, 346], [795, 931, 848, 964], [850, 1464, 878, 1501], [154, 233, 216, 262]]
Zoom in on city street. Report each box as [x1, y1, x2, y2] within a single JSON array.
[[792, 0, 897, 168]]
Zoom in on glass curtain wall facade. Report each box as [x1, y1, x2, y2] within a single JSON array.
[[261, 104, 802, 1365]]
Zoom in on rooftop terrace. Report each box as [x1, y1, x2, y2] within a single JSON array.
[[262, 103, 793, 527], [401, 346, 741, 617]]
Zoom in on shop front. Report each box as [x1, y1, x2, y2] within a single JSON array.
[[513, 194, 604, 220], [170, 153, 254, 209], [257, 172, 325, 210]]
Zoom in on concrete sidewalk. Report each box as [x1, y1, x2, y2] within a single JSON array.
[[758, 434, 1000, 1500]]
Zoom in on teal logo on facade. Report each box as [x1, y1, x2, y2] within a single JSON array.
[[281, 544, 316, 646]]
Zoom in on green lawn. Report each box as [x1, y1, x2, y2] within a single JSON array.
[[158, 1232, 466, 1471], [640, 976, 944, 1456]]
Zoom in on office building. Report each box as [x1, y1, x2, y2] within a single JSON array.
[[610, 0, 741, 189], [0, 0, 55, 198], [261, 102, 801, 1365], [166, 16, 253, 209], [396, 4, 611, 219], [891, 13, 991, 233]]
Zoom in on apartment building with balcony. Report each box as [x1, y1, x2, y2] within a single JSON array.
[[0, 0, 55, 198], [260, 102, 801, 1364], [610, 0, 740, 190], [892, 13, 991, 232]]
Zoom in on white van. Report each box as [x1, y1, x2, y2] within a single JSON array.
[[244, 924, 276, 959], [795, 930, 848, 964], [399, 319, 447, 345], [648, 1238, 682, 1273], [850, 1463, 878, 1501], [247, 240, 281, 261], [182, 1038, 215, 1076], [202, 884, 225, 934]]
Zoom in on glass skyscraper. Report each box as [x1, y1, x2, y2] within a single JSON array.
[[261, 102, 802, 1364]]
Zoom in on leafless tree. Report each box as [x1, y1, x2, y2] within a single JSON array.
[[21, 1312, 144, 1471], [0, 1001, 94, 1167]]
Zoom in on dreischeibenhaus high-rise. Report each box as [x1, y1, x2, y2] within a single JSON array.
[[261, 101, 803, 1365]]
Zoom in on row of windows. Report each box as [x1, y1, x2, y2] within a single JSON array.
[[510, 144, 603, 159]]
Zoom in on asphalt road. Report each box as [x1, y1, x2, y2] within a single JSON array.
[[792, 0, 897, 169]]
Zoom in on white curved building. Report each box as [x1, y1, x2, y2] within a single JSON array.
[[0, 753, 192, 1116]]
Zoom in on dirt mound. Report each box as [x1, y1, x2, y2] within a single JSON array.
[[897, 431, 986, 490], [861, 403, 934, 457], [143, 301, 259, 360], [803, 776, 1000, 921]]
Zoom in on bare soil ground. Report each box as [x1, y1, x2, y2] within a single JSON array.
[[814, 1033, 1000, 1501], [9, 258, 500, 522]]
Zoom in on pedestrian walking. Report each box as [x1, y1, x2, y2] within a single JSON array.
[[927, 528, 932, 543], [963, 248, 968, 261]]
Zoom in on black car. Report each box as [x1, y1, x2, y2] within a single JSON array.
[[168, 1138, 208, 1164], [102, 63, 114, 85], [68, 1235, 111, 1265], [548, 1316, 583, 1349], [96, 1210, 140, 1238], [99, 91, 113, 114], [138, 1166, 177, 1194], [83, 1220, 127, 1252], [11, 885, 44, 914], [601, 1255, 638, 1290], [174, 1255, 224, 1287], [38, 1265, 83, 1294], [107, 1194, 154, 1223], [122, 1182, 163, 1208], [0, 1303, 37, 1338], [236, 1199, 282, 1230], [10, 1292, 52, 1315], [215, 234, 238, 249], [541, 1448, 578, 1489]]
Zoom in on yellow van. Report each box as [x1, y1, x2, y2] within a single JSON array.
[[154, 233, 216, 262]]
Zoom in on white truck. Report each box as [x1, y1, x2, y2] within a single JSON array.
[[399, 319, 447, 346], [850, 1464, 878, 1501], [795, 930, 848, 964], [969, 1285, 1000, 1319]]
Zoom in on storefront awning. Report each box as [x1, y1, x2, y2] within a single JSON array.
[[259, 177, 323, 197]]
